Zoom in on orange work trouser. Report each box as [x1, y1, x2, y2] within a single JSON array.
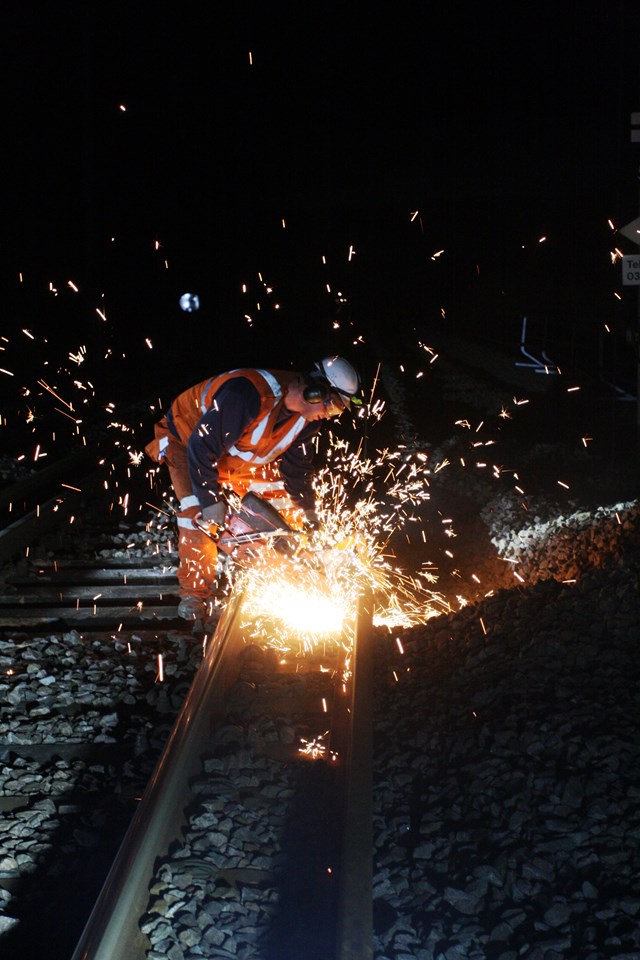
[[160, 436, 220, 599]]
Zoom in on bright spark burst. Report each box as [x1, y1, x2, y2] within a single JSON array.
[[299, 732, 330, 759], [244, 577, 350, 640], [237, 434, 449, 655]]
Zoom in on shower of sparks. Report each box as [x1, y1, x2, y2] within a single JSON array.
[[5, 211, 630, 677], [299, 732, 329, 759], [236, 433, 450, 654]]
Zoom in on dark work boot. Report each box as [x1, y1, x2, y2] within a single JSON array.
[[177, 596, 207, 621]]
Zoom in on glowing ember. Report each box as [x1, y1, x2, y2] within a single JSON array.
[[299, 731, 330, 759]]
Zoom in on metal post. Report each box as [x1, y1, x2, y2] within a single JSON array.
[[632, 113, 640, 449], [620, 113, 640, 463]]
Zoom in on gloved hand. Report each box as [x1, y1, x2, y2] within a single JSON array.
[[200, 500, 228, 534]]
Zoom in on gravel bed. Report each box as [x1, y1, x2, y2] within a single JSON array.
[[368, 362, 640, 959], [0, 620, 202, 956], [372, 521, 640, 960], [0, 629, 197, 744], [0, 507, 202, 956]]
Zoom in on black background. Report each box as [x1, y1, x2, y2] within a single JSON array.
[[3, 2, 640, 401]]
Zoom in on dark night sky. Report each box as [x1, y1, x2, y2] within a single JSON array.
[[3, 3, 640, 392]]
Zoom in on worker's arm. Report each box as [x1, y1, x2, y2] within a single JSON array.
[[279, 422, 321, 511], [187, 378, 261, 509]]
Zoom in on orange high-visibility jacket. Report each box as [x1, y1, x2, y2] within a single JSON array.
[[170, 369, 307, 465], [146, 368, 317, 508]]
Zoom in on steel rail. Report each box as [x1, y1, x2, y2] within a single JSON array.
[[69, 589, 375, 960], [336, 590, 374, 960], [0, 555, 183, 631], [0, 491, 80, 564], [0, 447, 125, 565], [0, 448, 96, 513], [69, 590, 247, 960]]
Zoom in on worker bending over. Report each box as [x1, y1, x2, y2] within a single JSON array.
[[145, 356, 362, 621]]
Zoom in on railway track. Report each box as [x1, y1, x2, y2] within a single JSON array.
[[0, 452, 374, 960]]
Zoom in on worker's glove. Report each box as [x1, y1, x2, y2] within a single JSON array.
[[200, 501, 228, 535]]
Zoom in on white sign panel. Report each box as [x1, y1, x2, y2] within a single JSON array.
[[622, 255, 640, 286]]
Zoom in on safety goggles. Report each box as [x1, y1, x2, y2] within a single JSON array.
[[322, 384, 363, 410], [306, 376, 363, 411], [321, 392, 347, 415]]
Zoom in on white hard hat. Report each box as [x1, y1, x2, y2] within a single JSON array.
[[313, 356, 362, 407]]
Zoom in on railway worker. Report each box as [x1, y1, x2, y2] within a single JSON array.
[[145, 356, 362, 621]]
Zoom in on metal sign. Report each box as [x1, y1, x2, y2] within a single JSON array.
[[618, 216, 640, 244], [622, 254, 640, 286]]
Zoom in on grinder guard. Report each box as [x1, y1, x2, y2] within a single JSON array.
[[217, 492, 298, 563]]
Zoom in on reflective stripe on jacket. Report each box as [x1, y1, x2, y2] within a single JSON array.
[[166, 368, 308, 473]]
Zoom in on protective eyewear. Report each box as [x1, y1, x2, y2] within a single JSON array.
[[322, 392, 347, 414]]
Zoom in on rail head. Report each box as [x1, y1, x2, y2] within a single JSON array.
[[69, 590, 246, 960], [70, 587, 375, 960], [336, 590, 374, 960]]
